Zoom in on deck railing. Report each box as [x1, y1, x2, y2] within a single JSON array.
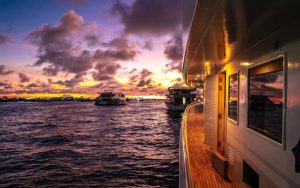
[[179, 102, 202, 188]]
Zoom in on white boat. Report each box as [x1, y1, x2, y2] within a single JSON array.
[[165, 86, 197, 111], [95, 92, 126, 106], [129, 97, 144, 103]]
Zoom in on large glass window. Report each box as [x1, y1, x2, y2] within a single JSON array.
[[228, 73, 239, 122], [248, 57, 284, 143]]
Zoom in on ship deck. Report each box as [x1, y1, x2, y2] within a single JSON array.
[[183, 104, 237, 188]]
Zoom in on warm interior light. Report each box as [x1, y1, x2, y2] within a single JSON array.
[[241, 62, 251, 66], [205, 62, 211, 76]]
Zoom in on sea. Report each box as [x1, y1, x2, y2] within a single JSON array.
[[0, 101, 182, 187]]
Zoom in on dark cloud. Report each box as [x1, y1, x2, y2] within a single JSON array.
[[103, 37, 131, 49], [28, 11, 84, 47], [0, 82, 15, 94], [19, 73, 30, 83], [0, 34, 10, 45], [128, 68, 137, 74], [90, 79, 122, 91], [92, 62, 121, 81], [97, 37, 139, 61], [27, 11, 94, 78], [4, 85, 13, 89], [0, 65, 14, 75], [0, 82, 8, 87], [93, 47, 137, 62], [28, 11, 138, 87], [110, 0, 181, 35], [128, 68, 153, 87], [143, 40, 153, 50], [129, 75, 138, 83], [110, 0, 196, 35], [85, 33, 99, 46], [164, 35, 183, 72], [140, 68, 152, 80], [3, 79, 71, 94], [26, 83, 40, 89], [55, 74, 83, 87], [137, 78, 152, 87], [43, 65, 60, 76], [129, 68, 151, 83]]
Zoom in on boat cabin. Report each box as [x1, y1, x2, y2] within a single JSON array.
[[165, 86, 197, 111]]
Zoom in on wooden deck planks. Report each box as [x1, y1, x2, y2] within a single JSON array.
[[185, 107, 236, 188]]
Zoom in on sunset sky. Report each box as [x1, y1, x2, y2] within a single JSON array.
[[0, 0, 195, 98]]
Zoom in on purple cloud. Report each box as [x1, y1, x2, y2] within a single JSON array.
[[137, 78, 152, 87], [55, 74, 83, 88], [27, 11, 94, 78], [28, 10, 139, 87], [19, 73, 30, 83], [43, 65, 60, 76], [164, 35, 183, 72], [143, 40, 153, 50], [0, 65, 14, 75], [110, 0, 181, 35], [92, 62, 121, 81]]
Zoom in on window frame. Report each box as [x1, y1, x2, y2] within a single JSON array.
[[247, 55, 287, 147], [228, 72, 239, 124]]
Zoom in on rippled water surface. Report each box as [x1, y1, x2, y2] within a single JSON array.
[[0, 101, 182, 187]]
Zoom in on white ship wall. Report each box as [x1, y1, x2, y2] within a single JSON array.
[[204, 74, 219, 149], [204, 38, 300, 187]]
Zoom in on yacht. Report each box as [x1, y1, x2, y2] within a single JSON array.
[[95, 91, 126, 106], [131, 97, 144, 102], [165, 86, 197, 111], [180, 0, 300, 188]]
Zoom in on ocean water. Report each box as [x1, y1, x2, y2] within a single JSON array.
[[0, 101, 182, 187]]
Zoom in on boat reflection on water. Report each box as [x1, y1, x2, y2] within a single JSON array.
[[166, 110, 183, 119]]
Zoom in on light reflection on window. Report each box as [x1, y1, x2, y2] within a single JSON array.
[[228, 73, 239, 122], [248, 57, 284, 143]]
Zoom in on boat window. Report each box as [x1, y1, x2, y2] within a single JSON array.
[[248, 57, 284, 143], [228, 73, 239, 122], [181, 90, 189, 94]]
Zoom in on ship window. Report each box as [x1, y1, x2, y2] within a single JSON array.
[[228, 73, 239, 122], [243, 161, 259, 188], [248, 57, 284, 143]]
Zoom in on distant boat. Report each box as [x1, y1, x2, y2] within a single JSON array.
[[131, 97, 144, 102], [165, 86, 197, 111], [95, 91, 126, 106]]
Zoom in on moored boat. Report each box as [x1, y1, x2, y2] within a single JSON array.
[[95, 91, 126, 106], [165, 86, 197, 111]]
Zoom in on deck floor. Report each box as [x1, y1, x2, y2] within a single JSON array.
[[185, 106, 236, 188]]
